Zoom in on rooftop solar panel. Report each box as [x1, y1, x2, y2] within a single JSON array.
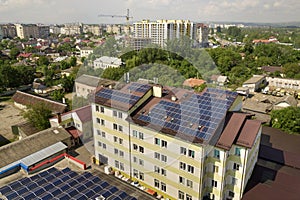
[[9, 181, 22, 190], [60, 184, 71, 192], [107, 186, 118, 193], [0, 185, 12, 195], [85, 190, 96, 198], [56, 192, 71, 200], [82, 172, 93, 179], [100, 190, 112, 198], [19, 177, 30, 185], [91, 176, 101, 184], [127, 82, 152, 93], [75, 175, 85, 183], [35, 178, 47, 186], [32, 187, 46, 196], [96, 88, 141, 106], [43, 183, 55, 191], [50, 188, 63, 197], [21, 191, 36, 199], [46, 167, 57, 173], [100, 181, 109, 188], [61, 167, 71, 173], [53, 179, 63, 187], [25, 182, 38, 190], [91, 185, 103, 193], [66, 188, 79, 197], [58, 175, 69, 182], [6, 191, 18, 200], [39, 170, 49, 177]]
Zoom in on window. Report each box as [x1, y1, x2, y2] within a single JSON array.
[[96, 105, 99, 112], [235, 147, 241, 156], [119, 138, 123, 145], [212, 180, 217, 187], [155, 138, 160, 145], [98, 141, 102, 147], [113, 110, 117, 117], [214, 149, 220, 159], [113, 123, 118, 130], [133, 144, 138, 150], [179, 176, 185, 184], [132, 130, 138, 138], [161, 168, 166, 176], [139, 132, 144, 140], [178, 191, 185, 200], [188, 149, 195, 158], [96, 118, 100, 124], [103, 143, 106, 149], [120, 162, 124, 171], [233, 163, 240, 171], [115, 160, 119, 168], [180, 162, 186, 170], [161, 155, 167, 162], [154, 166, 160, 173], [114, 148, 119, 155], [118, 112, 122, 119], [97, 130, 101, 135], [187, 165, 194, 173], [154, 179, 159, 188], [229, 191, 235, 198], [162, 140, 167, 148], [118, 125, 123, 132], [180, 147, 186, 155], [76, 123, 80, 128], [139, 159, 144, 166], [155, 152, 160, 160], [187, 180, 193, 188], [186, 194, 192, 200], [114, 136, 118, 142], [120, 151, 124, 157], [139, 172, 144, 180], [101, 131, 106, 138], [133, 156, 137, 163], [101, 119, 105, 126], [161, 182, 166, 192], [139, 146, 144, 153], [213, 165, 219, 173], [232, 177, 238, 185], [100, 106, 104, 113], [133, 169, 138, 178]]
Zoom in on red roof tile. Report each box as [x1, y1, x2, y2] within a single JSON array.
[[66, 126, 82, 139]]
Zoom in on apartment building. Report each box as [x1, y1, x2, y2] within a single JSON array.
[[15, 24, 50, 39], [93, 56, 122, 69], [61, 23, 83, 35], [133, 19, 197, 47], [83, 24, 102, 36], [92, 82, 261, 200], [196, 23, 209, 47], [0, 24, 17, 38]]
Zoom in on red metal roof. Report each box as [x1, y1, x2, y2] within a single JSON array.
[[236, 120, 261, 148], [66, 127, 82, 139], [216, 113, 247, 150]]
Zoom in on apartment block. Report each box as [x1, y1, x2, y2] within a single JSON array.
[[15, 24, 49, 39], [0, 24, 17, 38], [92, 82, 261, 200], [61, 23, 83, 35], [133, 19, 197, 47]]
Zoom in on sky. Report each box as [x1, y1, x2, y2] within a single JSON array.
[[0, 0, 299, 24]]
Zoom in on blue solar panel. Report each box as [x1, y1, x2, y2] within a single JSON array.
[[91, 176, 101, 184], [59, 175, 69, 182], [9, 181, 22, 190], [32, 187, 46, 196], [56, 192, 71, 200], [25, 182, 38, 190], [21, 191, 36, 199], [127, 82, 152, 93], [0, 185, 11, 195], [82, 172, 93, 179], [96, 88, 141, 106], [100, 190, 112, 198], [60, 183, 71, 192], [116, 191, 128, 198], [52, 179, 63, 186], [66, 188, 79, 197], [50, 188, 63, 197], [73, 194, 87, 200], [62, 167, 71, 173], [100, 181, 109, 188], [19, 177, 31, 185], [66, 179, 79, 187], [91, 185, 103, 193], [85, 190, 96, 198], [76, 175, 85, 183], [43, 183, 55, 191], [35, 178, 47, 186], [6, 191, 18, 200]]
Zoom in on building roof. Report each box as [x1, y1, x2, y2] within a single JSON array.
[[130, 86, 238, 144], [236, 120, 261, 148], [80, 46, 94, 51], [216, 113, 247, 150], [275, 96, 298, 107], [243, 75, 265, 85], [75, 74, 117, 88], [217, 75, 228, 83], [242, 99, 273, 114], [183, 78, 206, 88], [0, 127, 70, 168], [94, 56, 122, 66], [66, 126, 82, 139], [261, 66, 283, 73], [74, 105, 92, 123], [12, 91, 67, 114]]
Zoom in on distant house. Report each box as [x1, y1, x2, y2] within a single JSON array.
[[236, 87, 249, 96], [80, 46, 94, 58], [261, 66, 283, 77], [252, 37, 278, 45], [211, 75, 228, 86], [93, 56, 122, 69], [75, 74, 117, 98], [242, 75, 266, 92], [12, 91, 67, 114], [183, 78, 206, 88], [17, 53, 32, 60], [50, 105, 92, 144]]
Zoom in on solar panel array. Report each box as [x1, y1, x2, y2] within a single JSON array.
[[0, 167, 137, 200], [138, 88, 238, 141], [96, 88, 141, 106], [127, 82, 152, 93]]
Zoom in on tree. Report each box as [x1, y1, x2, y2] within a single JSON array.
[[10, 47, 20, 59], [271, 107, 300, 134], [37, 56, 50, 66], [51, 90, 65, 101], [69, 56, 77, 67], [23, 103, 52, 131]]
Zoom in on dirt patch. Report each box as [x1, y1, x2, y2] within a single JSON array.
[[0, 101, 26, 143]]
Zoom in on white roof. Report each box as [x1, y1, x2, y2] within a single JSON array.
[[94, 56, 122, 65], [20, 142, 67, 167]]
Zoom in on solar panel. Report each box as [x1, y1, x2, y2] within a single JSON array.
[[66, 188, 79, 197], [96, 88, 141, 106], [116, 191, 128, 199], [85, 190, 96, 198], [35, 178, 47, 186], [75, 175, 85, 183], [26, 182, 38, 190], [100, 190, 112, 198], [6, 191, 18, 199], [82, 172, 93, 179], [21, 191, 35, 199], [44, 174, 55, 181], [43, 183, 55, 191], [9, 181, 22, 190], [127, 82, 152, 93], [91, 185, 103, 193], [60, 184, 71, 192], [100, 181, 109, 188], [46, 167, 57, 173], [61, 167, 71, 173], [0, 185, 12, 195], [107, 186, 118, 193], [56, 192, 71, 200], [39, 170, 49, 177], [49, 188, 63, 197], [52, 179, 63, 187], [32, 187, 46, 196], [73, 193, 88, 200], [58, 175, 69, 182], [19, 177, 31, 185], [91, 176, 101, 184]]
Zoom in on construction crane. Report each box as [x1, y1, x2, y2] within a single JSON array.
[[98, 9, 133, 24]]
